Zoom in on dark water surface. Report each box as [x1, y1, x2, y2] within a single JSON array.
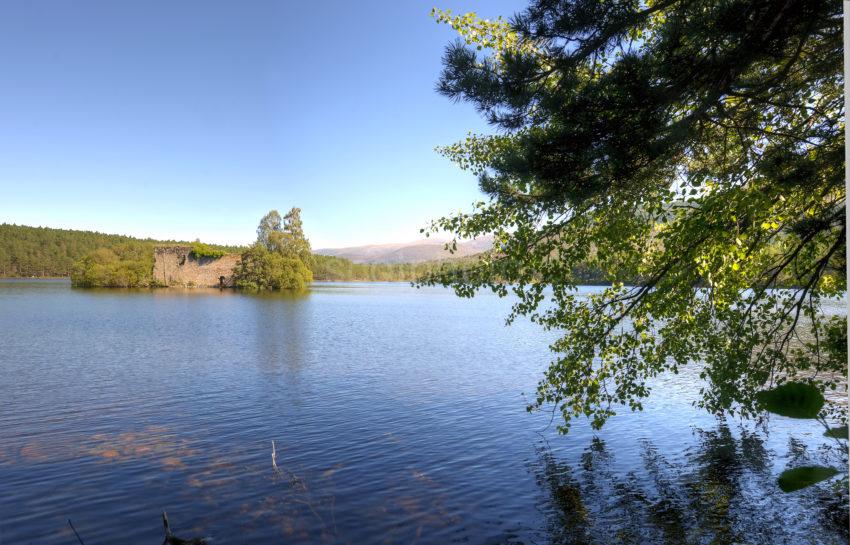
[[0, 279, 846, 544]]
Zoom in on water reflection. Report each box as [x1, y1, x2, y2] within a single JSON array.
[[252, 290, 311, 376], [535, 424, 848, 545], [9, 421, 843, 544], [1, 280, 845, 544]]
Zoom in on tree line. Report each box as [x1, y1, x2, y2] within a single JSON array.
[[0, 221, 476, 285], [0, 223, 241, 278]]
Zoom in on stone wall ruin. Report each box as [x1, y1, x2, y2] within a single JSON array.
[[153, 246, 240, 288]]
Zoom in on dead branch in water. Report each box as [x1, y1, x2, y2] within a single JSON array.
[[162, 511, 208, 545], [67, 519, 85, 545]]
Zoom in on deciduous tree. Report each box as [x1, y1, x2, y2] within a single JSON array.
[[235, 209, 314, 290], [423, 0, 846, 431]]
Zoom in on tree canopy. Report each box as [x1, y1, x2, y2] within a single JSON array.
[[233, 209, 315, 290], [0, 224, 163, 277], [71, 241, 156, 288], [257, 210, 283, 250], [2, 223, 469, 285], [423, 0, 845, 431]]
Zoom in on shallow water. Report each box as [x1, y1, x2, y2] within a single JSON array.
[[0, 279, 846, 544]]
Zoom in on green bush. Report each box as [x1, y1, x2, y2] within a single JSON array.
[[233, 244, 312, 291], [190, 242, 229, 260], [71, 242, 155, 287]]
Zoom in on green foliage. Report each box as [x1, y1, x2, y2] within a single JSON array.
[[424, 0, 846, 433], [256, 210, 283, 250], [254, 208, 313, 262], [68, 234, 238, 288], [0, 223, 242, 279], [1, 222, 478, 285], [777, 466, 840, 493], [824, 426, 848, 439], [237, 209, 483, 288], [233, 243, 312, 291], [233, 209, 314, 291], [71, 242, 156, 288], [310, 254, 475, 282], [0, 223, 154, 277], [755, 382, 824, 419], [757, 381, 845, 492], [190, 242, 228, 260], [275, 208, 313, 265]]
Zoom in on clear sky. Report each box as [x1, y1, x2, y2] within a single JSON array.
[[0, 0, 524, 248]]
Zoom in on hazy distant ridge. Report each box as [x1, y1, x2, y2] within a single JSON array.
[[316, 236, 493, 264]]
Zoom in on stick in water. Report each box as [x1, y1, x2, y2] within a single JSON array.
[[67, 519, 85, 545]]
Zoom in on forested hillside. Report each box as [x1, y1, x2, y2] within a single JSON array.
[[0, 224, 241, 277], [311, 254, 472, 282], [0, 223, 474, 283], [0, 224, 154, 277]]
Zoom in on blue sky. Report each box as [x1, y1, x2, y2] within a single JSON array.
[[0, 1, 524, 248]]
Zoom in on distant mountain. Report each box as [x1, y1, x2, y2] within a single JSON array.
[[315, 236, 493, 264]]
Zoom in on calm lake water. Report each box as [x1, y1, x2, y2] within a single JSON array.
[[0, 279, 846, 544]]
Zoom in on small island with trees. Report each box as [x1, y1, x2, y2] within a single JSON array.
[[62, 208, 477, 290]]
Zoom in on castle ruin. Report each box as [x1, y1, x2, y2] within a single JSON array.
[[153, 246, 240, 288]]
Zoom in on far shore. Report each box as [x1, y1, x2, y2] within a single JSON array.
[[0, 276, 419, 284]]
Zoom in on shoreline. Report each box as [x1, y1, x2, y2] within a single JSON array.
[[0, 276, 420, 285]]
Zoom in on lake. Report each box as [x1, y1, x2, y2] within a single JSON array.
[[0, 279, 846, 544]]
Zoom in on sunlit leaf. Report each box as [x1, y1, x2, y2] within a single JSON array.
[[777, 466, 839, 492], [824, 425, 848, 439], [755, 382, 824, 419], [426, 0, 845, 433]]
